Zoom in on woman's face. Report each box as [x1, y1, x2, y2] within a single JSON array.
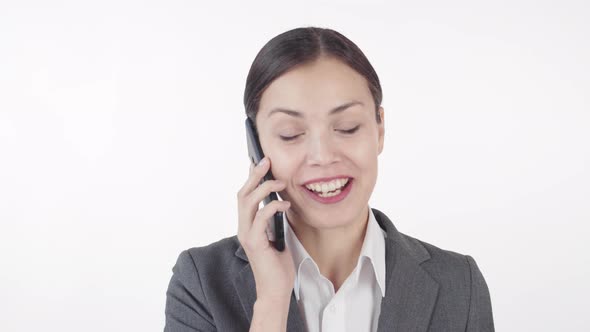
[[256, 56, 384, 231]]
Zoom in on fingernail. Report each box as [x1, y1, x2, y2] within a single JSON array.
[[259, 158, 268, 166]]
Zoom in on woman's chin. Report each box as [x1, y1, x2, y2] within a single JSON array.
[[290, 207, 357, 231]]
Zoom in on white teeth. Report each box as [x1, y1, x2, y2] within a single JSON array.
[[318, 188, 342, 197], [328, 182, 336, 191], [305, 178, 350, 193]]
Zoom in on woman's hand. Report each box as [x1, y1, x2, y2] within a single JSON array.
[[237, 156, 295, 303]]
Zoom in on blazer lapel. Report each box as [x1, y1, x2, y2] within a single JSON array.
[[233, 246, 306, 332], [373, 208, 440, 332], [232, 208, 438, 332]]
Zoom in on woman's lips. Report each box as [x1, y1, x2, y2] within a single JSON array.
[[301, 178, 353, 204]]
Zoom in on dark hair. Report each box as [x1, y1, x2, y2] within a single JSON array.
[[243, 27, 382, 126]]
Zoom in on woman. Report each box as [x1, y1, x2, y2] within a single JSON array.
[[165, 27, 494, 332]]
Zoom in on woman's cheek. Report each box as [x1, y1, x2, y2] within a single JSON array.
[[278, 154, 296, 174], [272, 151, 300, 181]]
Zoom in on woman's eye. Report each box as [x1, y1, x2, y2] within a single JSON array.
[[278, 126, 359, 141], [279, 134, 301, 141], [338, 125, 360, 134]]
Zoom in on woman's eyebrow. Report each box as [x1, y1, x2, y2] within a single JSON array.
[[267, 100, 364, 118]]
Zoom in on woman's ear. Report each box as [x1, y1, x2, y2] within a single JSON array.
[[378, 107, 385, 155]]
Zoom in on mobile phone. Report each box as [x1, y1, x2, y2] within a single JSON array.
[[245, 118, 285, 251]]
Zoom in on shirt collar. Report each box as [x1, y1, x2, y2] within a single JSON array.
[[284, 213, 313, 300], [357, 206, 387, 297], [284, 206, 387, 300]]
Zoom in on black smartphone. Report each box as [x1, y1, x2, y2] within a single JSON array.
[[245, 118, 285, 251]]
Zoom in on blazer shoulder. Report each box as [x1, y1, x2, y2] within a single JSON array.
[[166, 236, 247, 331], [397, 232, 494, 330], [398, 231, 473, 271], [182, 235, 244, 273], [185, 235, 240, 257], [396, 232, 484, 293], [397, 232, 493, 329]]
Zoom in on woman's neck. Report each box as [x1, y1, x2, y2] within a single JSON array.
[[288, 205, 370, 292]]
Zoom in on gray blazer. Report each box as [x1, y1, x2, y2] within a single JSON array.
[[165, 208, 494, 331]]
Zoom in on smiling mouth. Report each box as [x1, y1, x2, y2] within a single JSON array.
[[303, 177, 353, 198]]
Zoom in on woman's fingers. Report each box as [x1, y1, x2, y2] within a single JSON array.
[[252, 200, 291, 235], [239, 157, 270, 197], [238, 158, 270, 233], [235, 159, 296, 304], [237, 157, 288, 240], [243, 200, 291, 251], [238, 178, 286, 235], [246, 180, 286, 207]]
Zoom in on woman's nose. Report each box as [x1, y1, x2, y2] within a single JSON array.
[[306, 133, 339, 166]]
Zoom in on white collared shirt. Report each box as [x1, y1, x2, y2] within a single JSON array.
[[284, 207, 387, 332]]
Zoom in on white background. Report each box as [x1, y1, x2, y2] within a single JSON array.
[[1, 0, 589, 331]]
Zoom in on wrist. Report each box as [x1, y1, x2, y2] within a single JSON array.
[[254, 294, 292, 318], [254, 283, 293, 303], [250, 296, 291, 332], [255, 294, 291, 309]]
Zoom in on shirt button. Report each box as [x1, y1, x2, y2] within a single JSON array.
[[329, 304, 336, 313]]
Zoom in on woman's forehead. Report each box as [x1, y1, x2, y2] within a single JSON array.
[[258, 58, 373, 119], [263, 100, 366, 121]]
